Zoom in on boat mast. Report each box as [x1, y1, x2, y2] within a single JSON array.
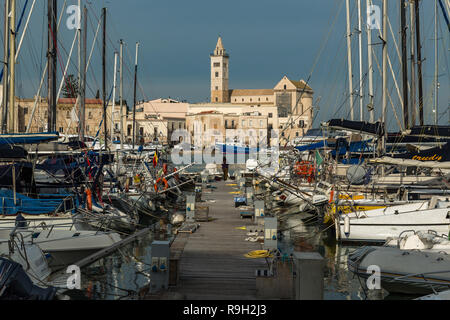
[[381, 0, 388, 159], [119, 39, 124, 151], [434, 0, 439, 125], [102, 7, 107, 150], [345, 0, 354, 120], [47, 0, 57, 132], [79, 5, 87, 141], [111, 51, 118, 143], [409, 1, 416, 126], [400, 0, 409, 129], [8, 0, 16, 133], [2, 0, 10, 133], [367, 0, 375, 123], [77, 0, 81, 138], [132, 42, 139, 149], [414, 0, 424, 126], [357, 0, 364, 121]]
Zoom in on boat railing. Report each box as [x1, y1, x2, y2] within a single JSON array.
[[390, 269, 450, 294]]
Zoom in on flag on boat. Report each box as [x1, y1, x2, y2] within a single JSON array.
[[315, 150, 323, 166], [153, 150, 158, 167]]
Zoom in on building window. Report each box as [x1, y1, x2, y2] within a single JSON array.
[[224, 63, 227, 68], [268, 113, 273, 118], [59, 127, 64, 133], [242, 98, 244, 102], [204, 124, 206, 131], [284, 85, 287, 90], [234, 99, 237, 102], [242, 120, 245, 127], [66, 111, 70, 119], [213, 62, 220, 67], [127, 125, 132, 136], [249, 120, 252, 126], [215, 86, 218, 90], [296, 132, 299, 137], [231, 120, 234, 127], [179, 123, 182, 129], [258, 98, 260, 101], [225, 120, 228, 128], [250, 98, 252, 102], [266, 97, 268, 101], [260, 120, 263, 127], [86, 125, 90, 132], [23, 107, 28, 115], [215, 72, 219, 77], [88, 112, 92, 119], [215, 97, 218, 102]]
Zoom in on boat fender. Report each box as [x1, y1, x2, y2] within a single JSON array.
[[329, 190, 334, 203], [394, 210, 399, 215], [344, 215, 350, 236], [86, 189, 92, 211]]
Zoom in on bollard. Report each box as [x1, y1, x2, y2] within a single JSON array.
[[254, 200, 265, 225], [150, 240, 170, 291], [263, 217, 277, 251], [293, 252, 324, 300], [246, 187, 254, 206], [186, 193, 196, 223]]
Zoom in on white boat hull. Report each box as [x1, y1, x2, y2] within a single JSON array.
[[339, 205, 450, 242]]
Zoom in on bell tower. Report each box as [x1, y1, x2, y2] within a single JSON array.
[[210, 37, 230, 103]]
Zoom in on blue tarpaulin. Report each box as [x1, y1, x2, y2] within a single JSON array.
[[0, 189, 64, 216]]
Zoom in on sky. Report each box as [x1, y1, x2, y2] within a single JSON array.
[[4, 0, 450, 129]]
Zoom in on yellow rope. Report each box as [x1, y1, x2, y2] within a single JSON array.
[[244, 250, 273, 259]]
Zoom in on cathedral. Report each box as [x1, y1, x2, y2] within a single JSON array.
[[188, 36, 315, 146]]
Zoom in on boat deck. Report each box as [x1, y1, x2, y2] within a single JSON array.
[[168, 180, 267, 300]]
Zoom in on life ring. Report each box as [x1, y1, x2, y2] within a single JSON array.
[[154, 177, 169, 192]]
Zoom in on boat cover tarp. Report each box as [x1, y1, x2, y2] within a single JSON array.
[[0, 189, 64, 215], [0, 132, 59, 145], [0, 257, 57, 300], [0, 144, 28, 158], [369, 157, 450, 169], [408, 125, 450, 138], [392, 142, 450, 162], [327, 119, 384, 136], [295, 140, 327, 152]]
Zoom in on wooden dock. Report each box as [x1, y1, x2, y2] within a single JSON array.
[[169, 180, 267, 300]]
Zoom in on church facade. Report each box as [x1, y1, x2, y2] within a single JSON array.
[[187, 37, 315, 147]]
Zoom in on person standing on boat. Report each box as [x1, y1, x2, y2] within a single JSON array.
[[222, 156, 229, 181]]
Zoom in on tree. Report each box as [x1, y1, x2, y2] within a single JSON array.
[[61, 74, 79, 98]]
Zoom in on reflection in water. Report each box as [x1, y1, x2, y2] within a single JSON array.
[[279, 214, 390, 300], [81, 233, 156, 300]]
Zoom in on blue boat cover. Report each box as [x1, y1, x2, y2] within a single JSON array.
[[0, 132, 59, 145], [0, 189, 64, 215]]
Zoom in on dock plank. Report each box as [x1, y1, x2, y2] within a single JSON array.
[[171, 180, 267, 300]]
